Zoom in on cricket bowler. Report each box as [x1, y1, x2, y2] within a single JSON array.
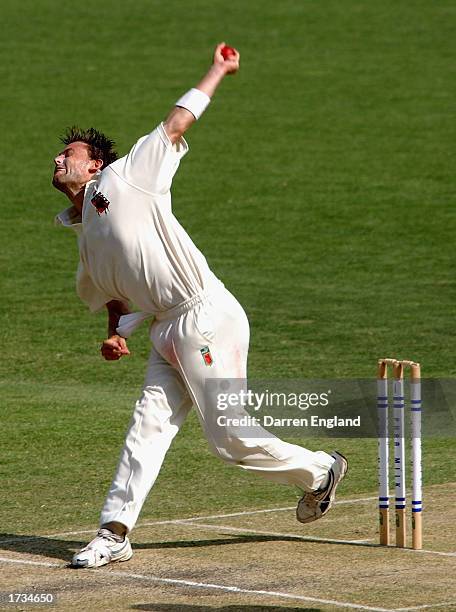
[[52, 43, 348, 568]]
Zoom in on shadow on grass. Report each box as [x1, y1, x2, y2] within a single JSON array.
[[0, 533, 82, 563], [0, 532, 378, 564], [133, 606, 320, 611]]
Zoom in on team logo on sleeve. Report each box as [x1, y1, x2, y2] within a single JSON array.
[[200, 346, 214, 366], [91, 191, 111, 215]]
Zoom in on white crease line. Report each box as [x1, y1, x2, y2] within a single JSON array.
[[157, 495, 377, 523], [192, 522, 456, 557], [174, 520, 375, 546], [174, 521, 456, 557], [0, 556, 405, 612], [17, 494, 377, 540], [397, 604, 456, 611], [0, 557, 58, 568], [107, 569, 395, 612], [0, 556, 454, 611], [334, 495, 378, 505], [172, 506, 295, 522], [406, 548, 456, 558]]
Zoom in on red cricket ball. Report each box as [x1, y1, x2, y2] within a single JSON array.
[[221, 45, 236, 60]]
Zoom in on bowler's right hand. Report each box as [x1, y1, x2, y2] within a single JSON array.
[[213, 42, 240, 75], [101, 335, 130, 361]]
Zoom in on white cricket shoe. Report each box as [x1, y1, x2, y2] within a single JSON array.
[[71, 528, 133, 568], [296, 451, 348, 524]]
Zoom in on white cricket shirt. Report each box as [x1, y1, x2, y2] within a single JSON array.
[[56, 123, 223, 314]]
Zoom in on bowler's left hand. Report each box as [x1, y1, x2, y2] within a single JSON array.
[[101, 335, 130, 361]]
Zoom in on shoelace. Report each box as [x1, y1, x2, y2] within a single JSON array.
[[96, 528, 124, 543]]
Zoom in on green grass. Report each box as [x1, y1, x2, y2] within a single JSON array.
[[0, 0, 455, 535]]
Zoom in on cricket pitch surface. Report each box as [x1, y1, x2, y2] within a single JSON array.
[[1, 484, 455, 612]]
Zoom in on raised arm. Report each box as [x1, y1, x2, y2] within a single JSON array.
[[108, 43, 240, 194], [163, 42, 240, 144]]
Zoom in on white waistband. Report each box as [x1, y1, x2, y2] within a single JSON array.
[[116, 292, 210, 338], [155, 292, 209, 321]]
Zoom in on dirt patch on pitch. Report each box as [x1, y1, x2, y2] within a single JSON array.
[[0, 485, 455, 611]]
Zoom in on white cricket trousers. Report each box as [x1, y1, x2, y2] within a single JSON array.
[[100, 289, 335, 532]]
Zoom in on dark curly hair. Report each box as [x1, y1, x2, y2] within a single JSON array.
[[60, 126, 118, 169]]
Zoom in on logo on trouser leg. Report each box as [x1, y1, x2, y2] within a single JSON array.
[[200, 346, 214, 366]]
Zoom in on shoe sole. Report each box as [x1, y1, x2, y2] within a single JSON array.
[[319, 451, 348, 518]]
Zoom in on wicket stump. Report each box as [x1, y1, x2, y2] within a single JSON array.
[[377, 358, 422, 550]]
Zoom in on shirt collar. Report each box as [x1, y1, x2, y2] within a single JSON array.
[[54, 205, 82, 232], [55, 206, 82, 227]]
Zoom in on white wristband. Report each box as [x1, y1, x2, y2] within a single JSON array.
[[175, 88, 210, 120]]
